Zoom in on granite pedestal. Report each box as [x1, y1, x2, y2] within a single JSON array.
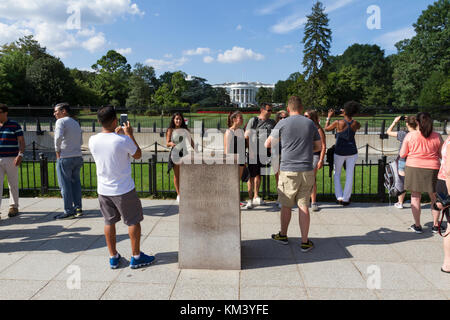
[[179, 154, 241, 270]]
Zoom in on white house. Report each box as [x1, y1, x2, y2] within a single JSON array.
[[213, 82, 275, 108]]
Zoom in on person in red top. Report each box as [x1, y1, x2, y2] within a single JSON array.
[[399, 112, 444, 234]]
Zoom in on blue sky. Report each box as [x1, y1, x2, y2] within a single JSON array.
[[0, 0, 436, 84]]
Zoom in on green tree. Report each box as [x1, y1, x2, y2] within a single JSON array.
[[26, 57, 75, 105], [302, 1, 332, 105], [91, 50, 131, 106], [391, 0, 450, 107], [418, 71, 446, 107], [326, 44, 393, 106], [0, 50, 34, 104], [255, 87, 274, 105], [126, 63, 157, 114]]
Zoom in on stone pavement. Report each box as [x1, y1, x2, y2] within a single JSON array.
[[0, 197, 448, 300]]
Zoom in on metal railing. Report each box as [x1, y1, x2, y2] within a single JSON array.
[[14, 150, 388, 201]]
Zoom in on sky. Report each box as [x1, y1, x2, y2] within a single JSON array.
[[0, 0, 436, 85]]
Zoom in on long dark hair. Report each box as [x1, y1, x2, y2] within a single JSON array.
[[228, 111, 242, 128], [416, 112, 433, 138], [306, 109, 322, 129], [168, 113, 188, 130]]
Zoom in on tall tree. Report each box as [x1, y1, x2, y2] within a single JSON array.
[[391, 0, 450, 107], [92, 50, 131, 106], [26, 57, 75, 105], [302, 1, 332, 105]]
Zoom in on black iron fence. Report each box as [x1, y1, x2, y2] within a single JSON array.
[[14, 150, 389, 201], [17, 117, 448, 136]]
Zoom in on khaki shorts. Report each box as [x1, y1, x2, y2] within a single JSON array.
[[278, 171, 315, 209], [98, 189, 144, 226]]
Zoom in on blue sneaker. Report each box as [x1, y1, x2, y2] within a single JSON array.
[[130, 252, 155, 269], [109, 254, 121, 269]]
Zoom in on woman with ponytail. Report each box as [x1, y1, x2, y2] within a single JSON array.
[[400, 112, 444, 234], [224, 111, 246, 179]]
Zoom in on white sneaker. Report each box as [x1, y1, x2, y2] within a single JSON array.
[[176, 196, 180, 204], [394, 202, 403, 209], [253, 197, 264, 206], [244, 200, 254, 210]]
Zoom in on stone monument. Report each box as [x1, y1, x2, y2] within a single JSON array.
[[179, 153, 241, 270]]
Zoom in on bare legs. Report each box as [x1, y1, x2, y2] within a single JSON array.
[[410, 191, 441, 228], [173, 164, 180, 196], [280, 206, 310, 244], [104, 223, 141, 257], [247, 175, 261, 200]]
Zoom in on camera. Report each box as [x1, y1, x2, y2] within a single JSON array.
[[399, 116, 406, 121], [120, 114, 128, 127], [334, 109, 342, 116]]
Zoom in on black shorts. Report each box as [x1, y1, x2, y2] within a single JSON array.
[[248, 163, 262, 178], [437, 179, 448, 196]]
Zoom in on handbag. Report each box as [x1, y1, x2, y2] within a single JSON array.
[[241, 166, 250, 183], [436, 192, 450, 237]]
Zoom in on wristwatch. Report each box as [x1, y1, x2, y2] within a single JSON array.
[[18, 152, 24, 157]]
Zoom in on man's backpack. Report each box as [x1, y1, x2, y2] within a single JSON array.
[[384, 160, 405, 197]]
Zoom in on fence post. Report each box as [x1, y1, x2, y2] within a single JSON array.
[[365, 144, 369, 164], [39, 153, 49, 194], [364, 121, 368, 135], [23, 121, 27, 132], [92, 120, 96, 133], [377, 156, 387, 202], [153, 122, 157, 133], [444, 120, 448, 135], [32, 141, 36, 161], [49, 121, 53, 132], [262, 174, 267, 201], [151, 154, 157, 196], [138, 123, 141, 133], [148, 158, 153, 195], [380, 120, 388, 140], [36, 118, 43, 135]]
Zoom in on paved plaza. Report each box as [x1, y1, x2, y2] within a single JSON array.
[[0, 197, 448, 300]]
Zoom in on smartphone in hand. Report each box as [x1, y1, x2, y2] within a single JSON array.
[[120, 114, 128, 127]]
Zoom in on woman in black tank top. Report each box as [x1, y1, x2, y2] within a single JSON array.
[[325, 101, 361, 206]]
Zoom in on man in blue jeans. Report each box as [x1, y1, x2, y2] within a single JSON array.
[[53, 103, 83, 220]]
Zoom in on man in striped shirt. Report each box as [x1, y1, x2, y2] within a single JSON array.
[[0, 104, 25, 219]]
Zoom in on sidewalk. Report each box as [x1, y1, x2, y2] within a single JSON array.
[[0, 198, 448, 300]]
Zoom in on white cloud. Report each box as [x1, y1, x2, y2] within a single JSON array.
[[256, 0, 294, 15], [0, 22, 31, 44], [0, 0, 143, 58], [217, 47, 264, 64], [236, 25, 242, 31], [270, 0, 356, 34], [375, 26, 416, 51], [271, 15, 307, 34], [203, 56, 214, 64], [276, 44, 294, 53], [145, 56, 189, 71], [82, 33, 106, 53], [183, 47, 211, 56], [116, 47, 132, 55]]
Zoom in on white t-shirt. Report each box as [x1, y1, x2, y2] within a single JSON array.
[[89, 132, 137, 196]]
